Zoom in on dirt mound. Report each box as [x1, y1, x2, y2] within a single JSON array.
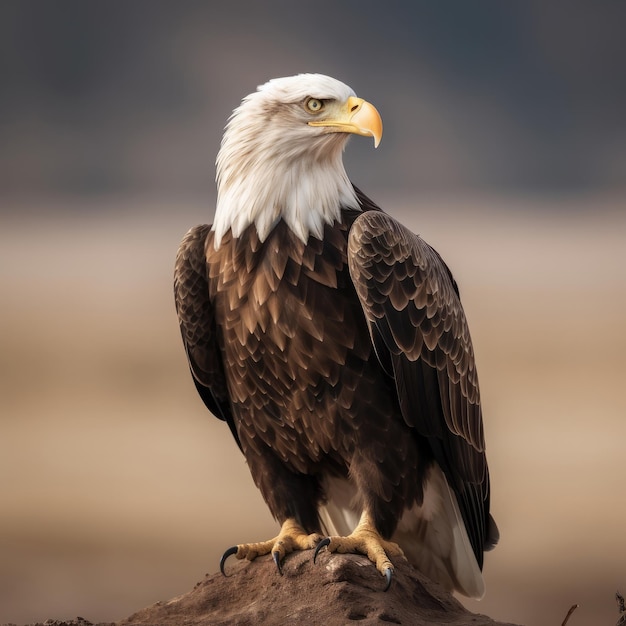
[[119, 551, 520, 626], [2, 617, 115, 626]]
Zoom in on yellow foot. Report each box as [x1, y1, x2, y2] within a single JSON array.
[[220, 518, 322, 576], [313, 512, 404, 591]]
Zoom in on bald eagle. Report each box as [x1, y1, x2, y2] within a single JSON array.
[[174, 74, 498, 598]]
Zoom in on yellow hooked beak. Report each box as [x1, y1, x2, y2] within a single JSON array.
[[308, 96, 383, 148]]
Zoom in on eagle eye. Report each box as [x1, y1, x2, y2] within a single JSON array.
[[305, 98, 325, 114]]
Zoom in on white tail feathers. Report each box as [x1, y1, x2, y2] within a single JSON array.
[[392, 465, 485, 599], [318, 476, 361, 537]]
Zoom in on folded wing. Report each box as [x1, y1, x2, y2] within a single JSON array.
[[347, 211, 497, 580]]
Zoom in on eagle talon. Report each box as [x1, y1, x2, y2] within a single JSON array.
[[272, 550, 283, 575], [313, 537, 331, 564], [219, 546, 238, 576], [383, 567, 393, 592]]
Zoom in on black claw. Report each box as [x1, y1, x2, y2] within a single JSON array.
[[383, 567, 393, 592], [272, 551, 283, 575], [220, 546, 238, 576], [313, 537, 331, 564]]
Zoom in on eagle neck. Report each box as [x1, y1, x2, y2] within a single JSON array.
[[212, 130, 360, 248]]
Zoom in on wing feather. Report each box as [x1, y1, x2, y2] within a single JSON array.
[[347, 210, 495, 565], [174, 224, 240, 448]]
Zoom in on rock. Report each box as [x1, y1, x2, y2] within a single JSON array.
[[120, 551, 520, 626]]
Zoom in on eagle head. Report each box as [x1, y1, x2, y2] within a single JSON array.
[[212, 74, 383, 246]]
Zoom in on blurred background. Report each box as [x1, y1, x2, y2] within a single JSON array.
[[1, 2, 625, 625]]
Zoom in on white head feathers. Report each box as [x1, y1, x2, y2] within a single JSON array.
[[212, 74, 361, 246]]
